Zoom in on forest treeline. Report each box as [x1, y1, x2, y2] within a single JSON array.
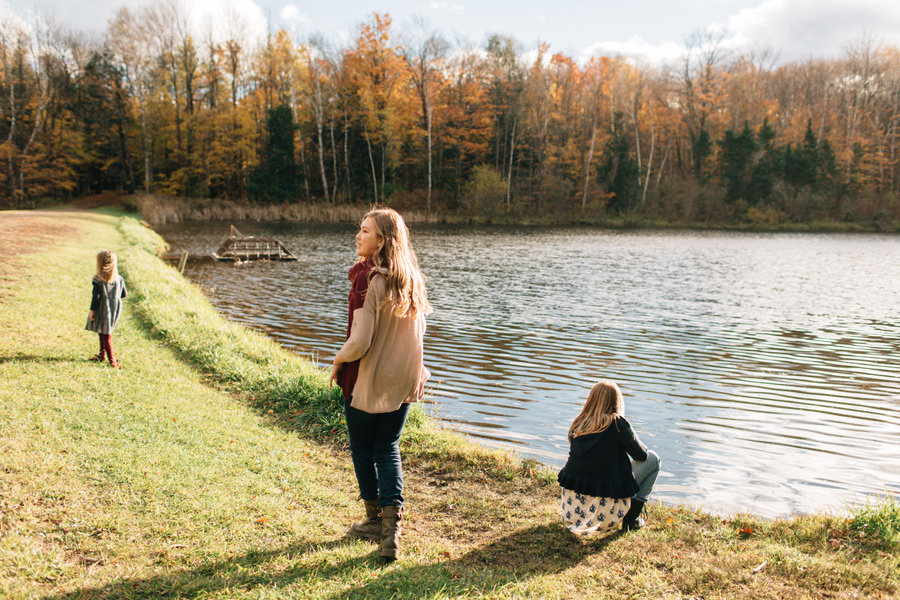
[[2, 6, 900, 226]]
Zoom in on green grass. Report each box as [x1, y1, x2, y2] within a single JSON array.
[[849, 496, 900, 553], [0, 209, 897, 599]]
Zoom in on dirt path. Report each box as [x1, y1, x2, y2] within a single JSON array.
[[0, 211, 82, 270]]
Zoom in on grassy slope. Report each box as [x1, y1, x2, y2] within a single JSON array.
[[0, 209, 896, 600]]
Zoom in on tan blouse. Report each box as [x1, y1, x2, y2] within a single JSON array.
[[335, 272, 430, 414]]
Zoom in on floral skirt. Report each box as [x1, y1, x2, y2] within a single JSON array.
[[560, 488, 631, 535]]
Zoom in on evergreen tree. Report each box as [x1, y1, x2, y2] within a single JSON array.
[[781, 121, 826, 190], [692, 128, 712, 181], [600, 113, 640, 213], [746, 118, 776, 204], [819, 139, 839, 191], [69, 50, 134, 194], [798, 120, 820, 187], [248, 105, 303, 203], [718, 121, 758, 203]]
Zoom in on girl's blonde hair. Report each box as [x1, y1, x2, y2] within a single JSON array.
[[568, 380, 625, 439], [95, 250, 118, 283], [362, 207, 432, 319]]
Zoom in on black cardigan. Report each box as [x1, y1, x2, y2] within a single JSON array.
[[557, 416, 648, 498]]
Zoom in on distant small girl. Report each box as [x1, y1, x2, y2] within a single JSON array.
[[85, 250, 127, 368], [557, 380, 660, 534]]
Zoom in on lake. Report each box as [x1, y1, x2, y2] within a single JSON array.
[[156, 221, 900, 518]]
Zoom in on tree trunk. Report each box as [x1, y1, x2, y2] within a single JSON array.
[[426, 106, 433, 210], [364, 125, 378, 203], [656, 142, 671, 192], [5, 49, 16, 201], [641, 100, 656, 207], [582, 124, 596, 211], [298, 129, 310, 202], [170, 56, 182, 156], [316, 122, 329, 202], [507, 117, 517, 209], [329, 118, 339, 202], [344, 114, 352, 204], [141, 93, 152, 192], [380, 140, 386, 200]]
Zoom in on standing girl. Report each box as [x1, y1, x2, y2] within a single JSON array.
[[557, 380, 660, 534], [329, 208, 431, 562], [85, 250, 128, 368]]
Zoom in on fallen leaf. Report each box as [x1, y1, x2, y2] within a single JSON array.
[[667, 518, 674, 524], [829, 538, 843, 549], [739, 527, 754, 536], [256, 517, 268, 524]]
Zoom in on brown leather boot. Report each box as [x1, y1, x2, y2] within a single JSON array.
[[379, 502, 402, 562], [348, 499, 381, 543]]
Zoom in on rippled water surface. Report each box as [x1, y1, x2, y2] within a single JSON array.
[[157, 222, 900, 518]]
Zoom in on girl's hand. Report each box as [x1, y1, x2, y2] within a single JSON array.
[[89, 310, 95, 321], [329, 357, 344, 386]]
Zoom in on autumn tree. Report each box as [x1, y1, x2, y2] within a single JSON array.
[[344, 13, 415, 204], [403, 21, 448, 210], [484, 34, 525, 208]]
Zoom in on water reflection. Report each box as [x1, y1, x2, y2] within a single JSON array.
[[157, 222, 900, 518]]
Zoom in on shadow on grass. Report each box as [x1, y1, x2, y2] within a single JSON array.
[[331, 523, 621, 599], [0, 354, 90, 364], [44, 523, 617, 599], [44, 536, 362, 600]]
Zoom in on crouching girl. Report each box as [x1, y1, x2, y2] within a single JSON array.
[[557, 380, 660, 534]]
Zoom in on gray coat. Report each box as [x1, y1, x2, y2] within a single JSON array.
[[85, 275, 127, 334]]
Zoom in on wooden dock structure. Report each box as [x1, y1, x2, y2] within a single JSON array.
[[212, 226, 298, 262]]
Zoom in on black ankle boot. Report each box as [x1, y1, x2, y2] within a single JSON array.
[[622, 499, 645, 531]]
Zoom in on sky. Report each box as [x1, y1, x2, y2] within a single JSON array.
[[10, 0, 900, 65]]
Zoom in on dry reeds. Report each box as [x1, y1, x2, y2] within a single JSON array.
[[128, 194, 444, 226]]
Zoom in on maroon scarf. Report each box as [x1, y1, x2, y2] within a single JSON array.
[[338, 258, 375, 398]]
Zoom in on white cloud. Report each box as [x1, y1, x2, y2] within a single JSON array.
[[581, 36, 686, 66], [720, 0, 900, 59], [184, 0, 268, 49], [0, 1, 32, 38], [280, 4, 308, 27], [430, 1, 463, 12], [579, 0, 900, 67], [335, 28, 353, 48]]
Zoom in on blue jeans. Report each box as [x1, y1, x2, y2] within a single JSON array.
[[631, 450, 661, 503], [343, 398, 411, 507]]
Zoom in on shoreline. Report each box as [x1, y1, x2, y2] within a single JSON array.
[[63, 192, 900, 234], [0, 208, 896, 599]]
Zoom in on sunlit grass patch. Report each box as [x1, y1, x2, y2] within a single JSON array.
[[849, 495, 900, 552]]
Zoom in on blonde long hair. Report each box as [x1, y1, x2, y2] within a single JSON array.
[[363, 207, 432, 319], [95, 250, 118, 283], [568, 380, 625, 440]]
